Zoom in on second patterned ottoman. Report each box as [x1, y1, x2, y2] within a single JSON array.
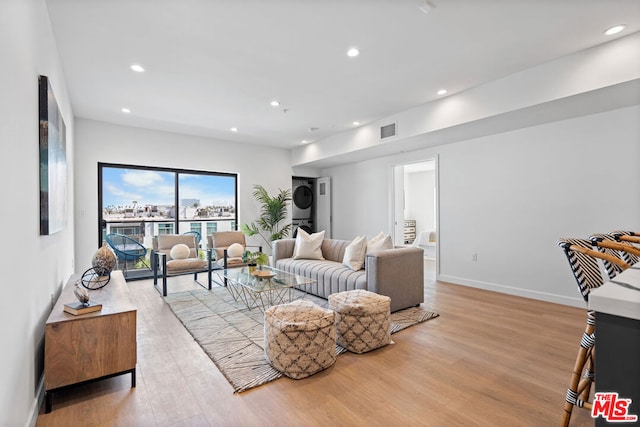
[[264, 299, 336, 379], [328, 289, 391, 354]]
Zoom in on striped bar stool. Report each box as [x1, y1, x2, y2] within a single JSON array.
[[610, 230, 640, 264], [557, 238, 629, 426], [588, 233, 638, 278]]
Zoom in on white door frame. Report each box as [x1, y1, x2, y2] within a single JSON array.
[[390, 155, 439, 271]]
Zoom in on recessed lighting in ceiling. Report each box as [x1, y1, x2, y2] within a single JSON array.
[[301, 140, 309, 144], [347, 47, 360, 57], [604, 25, 626, 36], [121, 108, 131, 113], [437, 89, 447, 95], [230, 127, 238, 132], [130, 64, 145, 73], [352, 121, 361, 126], [270, 100, 280, 107]]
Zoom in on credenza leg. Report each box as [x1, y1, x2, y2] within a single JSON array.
[[45, 391, 52, 413], [131, 368, 136, 388]]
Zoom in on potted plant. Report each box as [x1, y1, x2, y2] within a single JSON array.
[[242, 250, 269, 273], [241, 185, 292, 249]]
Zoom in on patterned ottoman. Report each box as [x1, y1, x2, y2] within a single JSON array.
[[328, 289, 391, 354], [264, 300, 336, 379]]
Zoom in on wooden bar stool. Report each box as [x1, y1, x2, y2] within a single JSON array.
[[557, 238, 629, 426]]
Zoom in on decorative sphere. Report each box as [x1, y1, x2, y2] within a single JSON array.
[[92, 243, 116, 276], [227, 243, 244, 258], [170, 244, 191, 260]]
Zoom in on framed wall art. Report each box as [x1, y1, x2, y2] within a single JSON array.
[[39, 75, 67, 235]]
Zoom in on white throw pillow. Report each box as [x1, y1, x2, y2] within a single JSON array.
[[368, 232, 385, 245], [293, 229, 325, 260], [366, 233, 392, 254], [342, 235, 367, 271], [227, 242, 245, 258], [170, 243, 191, 260]]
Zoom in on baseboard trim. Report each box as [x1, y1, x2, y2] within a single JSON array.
[[437, 274, 585, 308], [26, 376, 44, 427]]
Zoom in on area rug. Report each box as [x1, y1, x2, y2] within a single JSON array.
[[164, 286, 438, 393]]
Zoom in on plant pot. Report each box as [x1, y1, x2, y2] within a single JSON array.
[[248, 263, 257, 273]]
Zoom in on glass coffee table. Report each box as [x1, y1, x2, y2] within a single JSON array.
[[215, 266, 316, 312]]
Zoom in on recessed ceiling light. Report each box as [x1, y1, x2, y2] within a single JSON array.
[[130, 64, 145, 73], [230, 127, 238, 132], [347, 47, 360, 57], [301, 140, 309, 144], [604, 25, 626, 36], [121, 108, 131, 113], [270, 100, 280, 107], [437, 89, 447, 95], [352, 121, 360, 126]]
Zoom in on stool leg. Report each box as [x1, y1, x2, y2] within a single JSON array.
[[562, 315, 595, 426], [579, 347, 595, 403]]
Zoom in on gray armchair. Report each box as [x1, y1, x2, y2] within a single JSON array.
[[207, 231, 262, 269], [151, 234, 215, 296]]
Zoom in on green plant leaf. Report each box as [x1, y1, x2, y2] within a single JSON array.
[[242, 185, 292, 246]]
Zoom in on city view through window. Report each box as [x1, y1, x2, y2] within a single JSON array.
[[99, 163, 238, 277]]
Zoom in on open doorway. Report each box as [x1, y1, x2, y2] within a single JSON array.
[[392, 158, 438, 261]]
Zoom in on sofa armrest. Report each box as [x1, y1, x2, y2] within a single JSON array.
[[366, 247, 424, 312], [272, 238, 296, 266]]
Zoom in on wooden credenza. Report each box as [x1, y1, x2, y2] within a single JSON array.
[[44, 270, 137, 412]]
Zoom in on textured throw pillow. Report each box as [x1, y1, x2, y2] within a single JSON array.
[[342, 235, 367, 271], [227, 242, 245, 258], [170, 243, 191, 260], [293, 229, 325, 260], [366, 233, 393, 254]]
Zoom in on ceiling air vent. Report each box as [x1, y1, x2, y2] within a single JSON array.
[[380, 123, 396, 139]]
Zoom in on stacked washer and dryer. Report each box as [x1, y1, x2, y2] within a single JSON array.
[[292, 177, 315, 237]]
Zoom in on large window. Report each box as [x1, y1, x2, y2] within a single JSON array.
[[98, 163, 237, 277]]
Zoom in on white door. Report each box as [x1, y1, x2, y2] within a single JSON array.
[[315, 177, 331, 238], [392, 166, 405, 245]]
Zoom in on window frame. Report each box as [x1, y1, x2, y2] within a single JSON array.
[[97, 162, 238, 249]]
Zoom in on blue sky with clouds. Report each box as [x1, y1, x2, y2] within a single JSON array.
[[102, 167, 236, 208]]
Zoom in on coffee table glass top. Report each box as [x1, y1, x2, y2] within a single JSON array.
[[217, 266, 315, 292]]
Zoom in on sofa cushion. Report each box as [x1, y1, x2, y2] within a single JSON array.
[[367, 233, 392, 254], [342, 235, 367, 271], [166, 258, 208, 273], [276, 258, 367, 299], [293, 229, 325, 260]]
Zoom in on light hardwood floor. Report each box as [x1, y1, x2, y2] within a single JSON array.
[[36, 261, 594, 426]]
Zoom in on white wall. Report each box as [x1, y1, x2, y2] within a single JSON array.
[[323, 105, 640, 306], [405, 170, 436, 237], [74, 119, 294, 264], [293, 32, 640, 168], [0, 0, 75, 425]]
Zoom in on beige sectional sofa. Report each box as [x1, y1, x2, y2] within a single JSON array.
[[272, 238, 424, 312]]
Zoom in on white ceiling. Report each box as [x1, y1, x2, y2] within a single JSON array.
[[46, 0, 640, 149]]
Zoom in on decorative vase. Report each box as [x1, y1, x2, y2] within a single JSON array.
[[92, 242, 116, 276], [73, 284, 90, 305]]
